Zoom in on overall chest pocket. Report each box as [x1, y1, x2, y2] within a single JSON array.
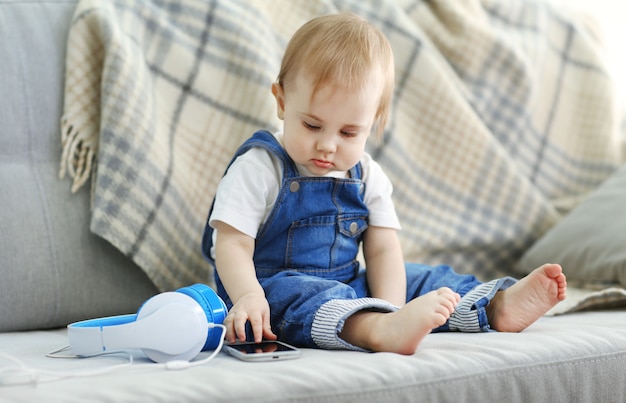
[[285, 215, 368, 274]]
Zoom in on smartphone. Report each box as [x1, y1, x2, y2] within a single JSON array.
[[223, 340, 301, 362]]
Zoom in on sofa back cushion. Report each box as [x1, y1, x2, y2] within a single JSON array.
[[0, 0, 158, 332]]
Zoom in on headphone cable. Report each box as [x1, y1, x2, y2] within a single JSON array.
[[0, 323, 227, 385]]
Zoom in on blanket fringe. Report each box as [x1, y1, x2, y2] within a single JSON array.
[[59, 115, 98, 193]]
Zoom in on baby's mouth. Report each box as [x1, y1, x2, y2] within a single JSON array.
[[312, 159, 333, 169]]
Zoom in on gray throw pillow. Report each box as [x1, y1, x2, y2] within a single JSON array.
[[517, 164, 626, 287]]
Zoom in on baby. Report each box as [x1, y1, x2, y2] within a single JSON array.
[[202, 12, 567, 354]]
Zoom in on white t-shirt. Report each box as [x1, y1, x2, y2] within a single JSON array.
[[208, 133, 400, 259]]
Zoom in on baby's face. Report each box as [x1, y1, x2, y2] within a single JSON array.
[[273, 72, 383, 176]]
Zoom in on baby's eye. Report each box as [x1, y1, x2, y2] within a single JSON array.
[[341, 131, 358, 138], [303, 121, 321, 131]]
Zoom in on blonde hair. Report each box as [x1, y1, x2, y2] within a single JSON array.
[[276, 13, 394, 138]]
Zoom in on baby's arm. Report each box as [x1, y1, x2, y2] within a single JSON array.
[[362, 226, 406, 307], [213, 221, 277, 343]]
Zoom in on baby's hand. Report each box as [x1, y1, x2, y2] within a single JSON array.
[[224, 292, 277, 343]]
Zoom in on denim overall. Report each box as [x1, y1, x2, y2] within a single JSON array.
[[202, 130, 516, 350]]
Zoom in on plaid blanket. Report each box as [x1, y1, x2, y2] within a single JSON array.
[[61, 0, 623, 293]]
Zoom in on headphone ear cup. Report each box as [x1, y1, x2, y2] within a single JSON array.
[[135, 292, 209, 362], [176, 284, 228, 350]]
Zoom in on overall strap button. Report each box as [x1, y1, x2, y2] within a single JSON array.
[[289, 181, 300, 192]]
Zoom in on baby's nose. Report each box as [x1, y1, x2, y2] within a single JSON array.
[[316, 134, 336, 152]]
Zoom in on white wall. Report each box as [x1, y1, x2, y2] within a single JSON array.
[[549, 0, 626, 102]]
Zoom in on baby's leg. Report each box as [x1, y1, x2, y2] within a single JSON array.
[[339, 287, 460, 355], [486, 263, 567, 332]]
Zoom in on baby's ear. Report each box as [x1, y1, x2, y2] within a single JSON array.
[[271, 82, 285, 120]]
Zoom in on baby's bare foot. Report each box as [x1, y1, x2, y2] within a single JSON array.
[[487, 263, 567, 332], [342, 287, 460, 355]]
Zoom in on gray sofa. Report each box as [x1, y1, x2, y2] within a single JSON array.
[[1, 0, 625, 402]]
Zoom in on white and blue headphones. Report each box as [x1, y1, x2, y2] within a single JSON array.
[[67, 284, 227, 363]]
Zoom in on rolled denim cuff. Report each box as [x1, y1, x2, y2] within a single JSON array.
[[449, 277, 517, 332], [311, 298, 398, 351]]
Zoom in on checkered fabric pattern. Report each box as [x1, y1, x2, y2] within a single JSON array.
[[60, 0, 624, 292], [548, 285, 626, 315]]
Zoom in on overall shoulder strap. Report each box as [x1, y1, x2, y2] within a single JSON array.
[[348, 162, 363, 180], [229, 130, 298, 178], [201, 130, 295, 264]]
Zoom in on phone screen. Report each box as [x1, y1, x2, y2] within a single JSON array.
[[224, 341, 301, 361], [228, 341, 296, 354]]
